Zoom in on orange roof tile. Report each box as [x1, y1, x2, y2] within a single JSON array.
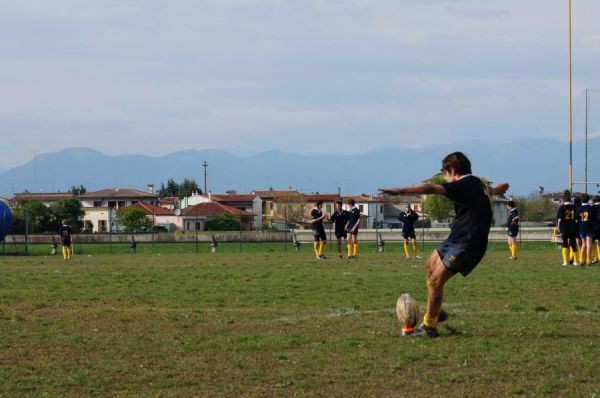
[[181, 202, 256, 217], [128, 202, 174, 216]]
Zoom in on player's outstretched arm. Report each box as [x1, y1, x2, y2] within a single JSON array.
[[490, 183, 509, 196], [378, 183, 446, 196]]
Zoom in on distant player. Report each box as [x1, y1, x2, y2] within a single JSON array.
[[398, 204, 420, 259], [506, 200, 519, 260], [556, 190, 579, 266], [593, 195, 600, 264], [576, 193, 596, 267], [345, 198, 360, 259], [310, 200, 328, 259], [379, 151, 509, 337], [330, 199, 349, 258], [58, 219, 73, 261], [573, 196, 583, 263]]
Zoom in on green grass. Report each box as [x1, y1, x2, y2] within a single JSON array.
[[0, 242, 599, 397]]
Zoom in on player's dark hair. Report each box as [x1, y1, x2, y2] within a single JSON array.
[[346, 198, 355, 206], [574, 196, 582, 207], [563, 190, 571, 202], [335, 199, 343, 205], [508, 200, 515, 208], [315, 200, 323, 206], [594, 196, 600, 204], [441, 152, 472, 175], [580, 193, 590, 203]]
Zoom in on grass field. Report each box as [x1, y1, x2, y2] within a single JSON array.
[[1, 242, 599, 397]]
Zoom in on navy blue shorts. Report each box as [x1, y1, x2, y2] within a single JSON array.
[[437, 240, 486, 277], [402, 230, 416, 240], [313, 229, 327, 241], [507, 227, 519, 237], [61, 239, 72, 247], [335, 230, 347, 240]]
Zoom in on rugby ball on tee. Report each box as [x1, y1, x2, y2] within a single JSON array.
[[396, 293, 420, 335]]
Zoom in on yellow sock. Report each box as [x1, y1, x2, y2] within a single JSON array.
[[314, 242, 320, 257], [67, 247, 72, 260], [423, 314, 438, 329], [413, 243, 418, 256], [403, 243, 409, 257], [353, 243, 359, 257], [319, 242, 326, 256], [347, 243, 353, 257], [596, 243, 600, 260], [62, 247, 68, 260], [562, 248, 569, 264], [511, 244, 517, 258]]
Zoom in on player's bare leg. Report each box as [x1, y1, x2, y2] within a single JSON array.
[[423, 250, 454, 328]]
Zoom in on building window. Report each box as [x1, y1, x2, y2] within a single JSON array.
[[93, 201, 102, 207], [326, 204, 331, 213], [108, 201, 116, 208], [359, 205, 364, 212], [118, 201, 126, 208]]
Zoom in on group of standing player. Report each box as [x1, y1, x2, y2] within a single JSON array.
[[310, 198, 360, 259], [310, 199, 422, 260], [556, 189, 600, 267]]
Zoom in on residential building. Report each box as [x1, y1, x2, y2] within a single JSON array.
[[11, 192, 75, 207], [127, 202, 179, 232], [343, 195, 387, 229], [180, 202, 256, 231], [79, 188, 159, 233]]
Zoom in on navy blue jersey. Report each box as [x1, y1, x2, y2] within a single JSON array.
[[595, 204, 600, 236], [441, 175, 492, 251], [399, 211, 419, 234], [311, 208, 325, 232], [330, 209, 349, 234], [347, 207, 360, 233], [577, 204, 597, 236], [507, 208, 519, 235], [58, 225, 73, 245], [557, 203, 577, 235]]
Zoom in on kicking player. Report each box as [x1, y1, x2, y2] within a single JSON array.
[[506, 200, 520, 260], [379, 151, 509, 337], [330, 199, 349, 258], [58, 219, 74, 261], [556, 190, 580, 266], [345, 198, 360, 259], [398, 204, 420, 259], [311, 200, 328, 259]]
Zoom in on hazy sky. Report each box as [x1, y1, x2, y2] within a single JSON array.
[[1, 0, 600, 172]]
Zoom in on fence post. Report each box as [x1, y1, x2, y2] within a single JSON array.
[[377, 232, 385, 252], [210, 234, 218, 253], [292, 233, 301, 252]]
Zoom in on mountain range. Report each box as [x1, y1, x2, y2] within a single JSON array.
[[0, 137, 598, 198]]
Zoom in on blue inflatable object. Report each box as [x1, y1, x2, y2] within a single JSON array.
[[0, 198, 12, 242]]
